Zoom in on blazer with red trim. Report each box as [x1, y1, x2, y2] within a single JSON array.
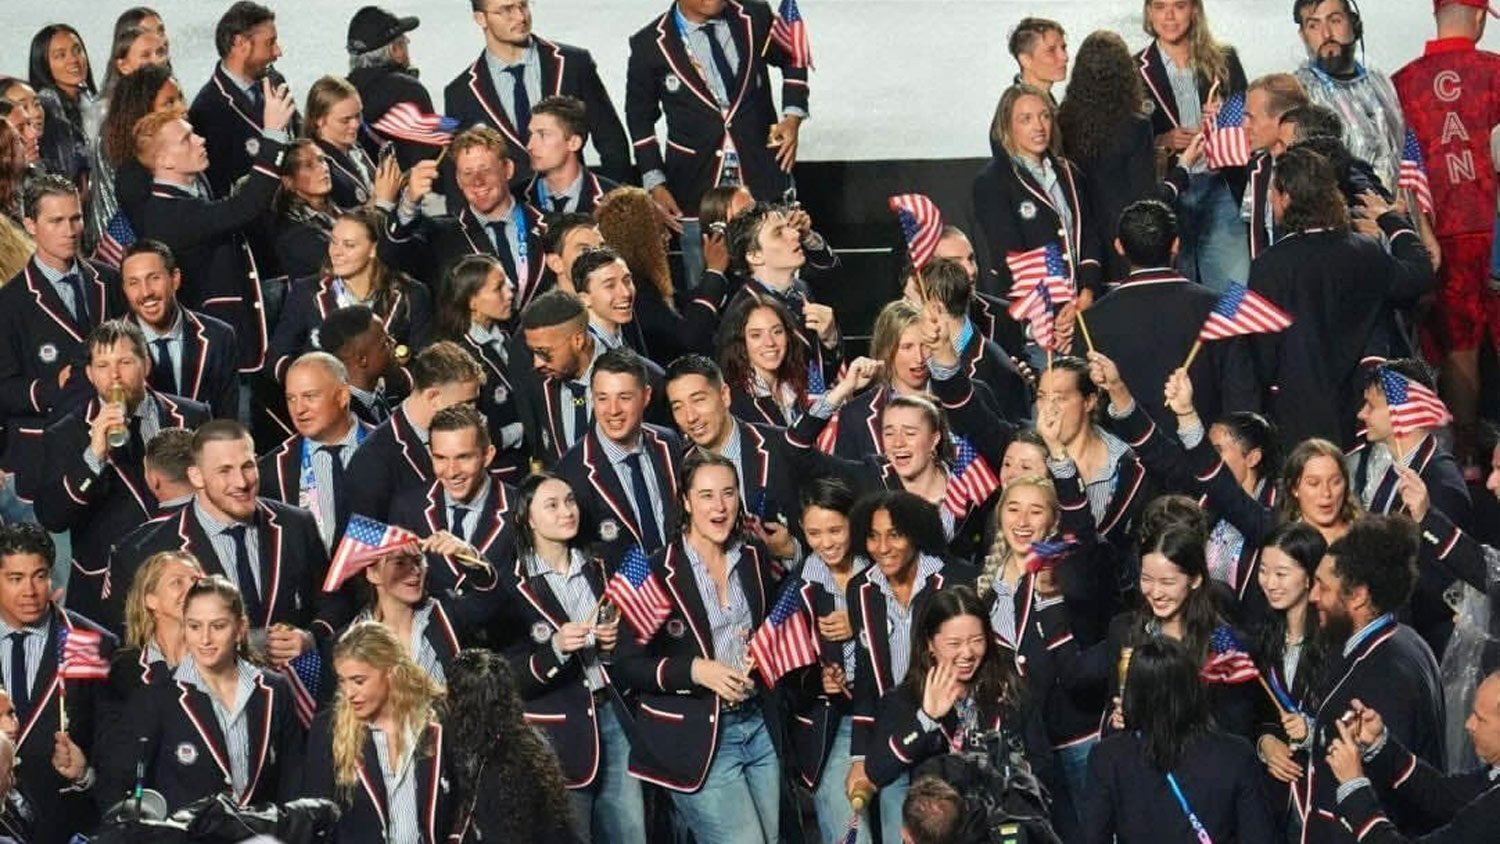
[[305, 713, 453, 844], [1334, 731, 1500, 844], [385, 202, 550, 311], [257, 422, 376, 549], [1418, 508, 1500, 673], [1297, 621, 1445, 844], [150, 307, 241, 419], [972, 151, 1103, 299], [103, 667, 305, 812], [555, 423, 683, 564], [499, 552, 630, 788], [187, 65, 302, 198], [136, 137, 285, 373], [388, 477, 513, 599], [1134, 42, 1249, 202], [612, 539, 782, 792], [345, 405, 435, 523], [781, 572, 859, 790], [12, 610, 118, 844], [828, 381, 1006, 463], [624, 0, 808, 215], [865, 683, 1051, 791], [519, 169, 621, 217], [513, 348, 670, 469], [34, 390, 210, 624], [268, 274, 433, 383], [444, 39, 633, 186], [0, 257, 124, 494], [1247, 151, 1275, 260]]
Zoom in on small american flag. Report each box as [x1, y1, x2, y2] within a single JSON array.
[[93, 210, 136, 269], [888, 194, 944, 271], [1201, 626, 1260, 685], [1205, 92, 1251, 169], [944, 434, 1000, 516], [1005, 242, 1073, 306], [838, 812, 861, 844], [770, 0, 814, 69], [371, 102, 461, 147], [1199, 282, 1293, 341], [1010, 282, 1059, 351], [747, 585, 820, 686], [1379, 367, 1451, 436], [280, 650, 321, 726], [1022, 536, 1078, 574], [1399, 128, 1435, 217], [606, 546, 673, 644], [59, 627, 110, 680], [323, 515, 421, 592]]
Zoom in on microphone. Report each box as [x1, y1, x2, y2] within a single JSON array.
[[133, 736, 146, 820]]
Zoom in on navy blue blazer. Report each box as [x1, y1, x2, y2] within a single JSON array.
[[305, 713, 453, 844], [556, 424, 683, 564]]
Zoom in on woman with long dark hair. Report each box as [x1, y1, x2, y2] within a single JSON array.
[[499, 472, 641, 843], [0, 78, 45, 168], [270, 207, 432, 381], [88, 63, 181, 261], [612, 451, 782, 843], [1134, 0, 1250, 293], [97, 25, 168, 106], [0, 121, 33, 279], [28, 23, 98, 184], [306, 621, 452, 843], [434, 253, 525, 473], [343, 544, 468, 686], [446, 648, 578, 843], [716, 294, 811, 426], [1081, 638, 1275, 842], [105, 577, 305, 811]]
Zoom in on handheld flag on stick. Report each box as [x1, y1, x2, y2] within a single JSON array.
[[888, 194, 944, 273], [324, 515, 422, 592], [1183, 282, 1293, 369], [59, 627, 110, 680], [371, 102, 460, 147], [93, 211, 136, 269], [770, 0, 814, 69], [1378, 367, 1451, 438], [1005, 242, 1073, 306], [1399, 128, 1435, 217], [1201, 626, 1261, 685], [747, 586, 820, 686], [1205, 92, 1251, 169], [605, 546, 673, 643], [1022, 536, 1079, 574], [944, 435, 1000, 516]]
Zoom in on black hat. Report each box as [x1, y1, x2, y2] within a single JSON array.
[[347, 6, 420, 55]]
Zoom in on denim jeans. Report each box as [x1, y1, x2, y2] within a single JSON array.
[[811, 717, 871, 844], [669, 708, 780, 844], [566, 703, 646, 844], [876, 771, 910, 844], [1176, 172, 1250, 294], [1050, 736, 1098, 834]]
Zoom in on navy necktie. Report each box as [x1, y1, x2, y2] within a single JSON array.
[[623, 452, 663, 551], [450, 505, 470, 542], [320, 444, 348, 531], [246, 82, 265, 121], [224, 525, 264, 624], [551, 194, 571, 213], [59, 273, 89, 326], [7, 632, 27, 718], [504, 65, 531, 140], [565, 382, 589, 448], [699, 22, 738, 104], [151, 338, 177, 395], [485, 220, 519, 287]]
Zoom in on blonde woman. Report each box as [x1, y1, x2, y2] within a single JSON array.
[[306, 621, 451, 843], [1135, 0, 1250, 292], [112, 550, 203, 694]]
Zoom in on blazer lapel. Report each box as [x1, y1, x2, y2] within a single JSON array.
[[534, 36, 567, 97], [738, 422, 771, 507], [178, 310, 211, 398], [541, 378, 567, 458], [391, 409, 432, 483], [856, 579, 893, 695], [23, 261, 88, 342], [1139, 46, 1180, 128], [255, 504, 285, 627], [274, 438, 300, 503], [511, 553, 570, 629], [417, 723, 445, 844], [654, 10, 722, 114], [661, 543, 714, 657], [582, 433, 643, 544], [240, 676, 275, 803], [736, 543, 768, 623], [356, 736, 390, 834], [177, 683, 234, 786], [426, 601, 462, 662], [464, 52, 524, 146], [723, 1, 756, 119]]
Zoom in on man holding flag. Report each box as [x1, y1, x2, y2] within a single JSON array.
[[1393, 0, 1500, 476], [922, 259, 1032, 422]]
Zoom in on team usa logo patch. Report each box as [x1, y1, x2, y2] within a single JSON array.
[[245, 137, 260, 156], [531, 622, 552, 644], [666, 619, 687, 639], [665, 74, 682, 93], [176, 742, 198, 766], [1018, 201, 1037, 221], [38, 343, 57, 364], [599, 519, 621, 542]]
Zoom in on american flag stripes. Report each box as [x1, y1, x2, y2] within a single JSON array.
[[93, 211, 136, 269], [371, 102, 461, 147], [59, 627, 110, 680], [1010, 282, 1058, 351], [323, 515, 422, 592], [888, 194, 944, 272], [1399, 128, 1435, 217], [770, 0, 814, 69], [747, 585, 820, 686], [944, 435, 1000, 516], [1005, 242, 1073, 306], [1379, 367, 1451, 436], [1198, 282, 1293, 341], [1204, 92, 1251, 169], [1200, 626, 1261, 685], [605, 546, 673, 644], [281, 651, 322, 727], [1022, 536, 1079, 574]]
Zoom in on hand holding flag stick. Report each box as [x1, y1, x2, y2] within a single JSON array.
[[1076, 308, 1095, 354], [1185, 282, 1293, 369], [889, 194, 943, 299]]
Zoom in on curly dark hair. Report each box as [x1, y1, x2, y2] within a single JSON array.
[[1326, 515, 1419, 617], [714, 291, 809, 400], [445, 649, 577, 842], [102, 63, 176, 167], [1057, 31, 1144, 164]]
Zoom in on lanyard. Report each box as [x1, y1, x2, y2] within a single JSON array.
[[1165, 772, 1213, 844], [299, 426, 369, 516]]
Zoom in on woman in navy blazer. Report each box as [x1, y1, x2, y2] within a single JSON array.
[[612, 451, 783, 844], [105, 577, 305, 812], [1081, 638, 1275, 843], [305, 621, 453, 844]]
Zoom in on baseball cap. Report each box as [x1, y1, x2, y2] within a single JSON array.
[[1436, 0, 1499, 15], [347, 6, 420, 55]]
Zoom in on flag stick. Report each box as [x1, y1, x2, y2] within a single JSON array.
[[914, 265, 929, 301], [433, 143, 451, 168], [1076, 309, 1095, 354], [58, 680, 68, 733], [1257, 674, 1288, 714], [1046, 347, 1053, 371], [1182, 339, 1204, 370], [587, 593, 610, 625], [453, 550, 491, 571]]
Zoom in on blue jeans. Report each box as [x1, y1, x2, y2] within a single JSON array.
[[1176, 172, 1250, 294], [1051, 736, 1098, 833], [876, 771, 910, 844], [567, 703, 646, 844], [811, 717, 871, 844], [669, 708, 780, 844]]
